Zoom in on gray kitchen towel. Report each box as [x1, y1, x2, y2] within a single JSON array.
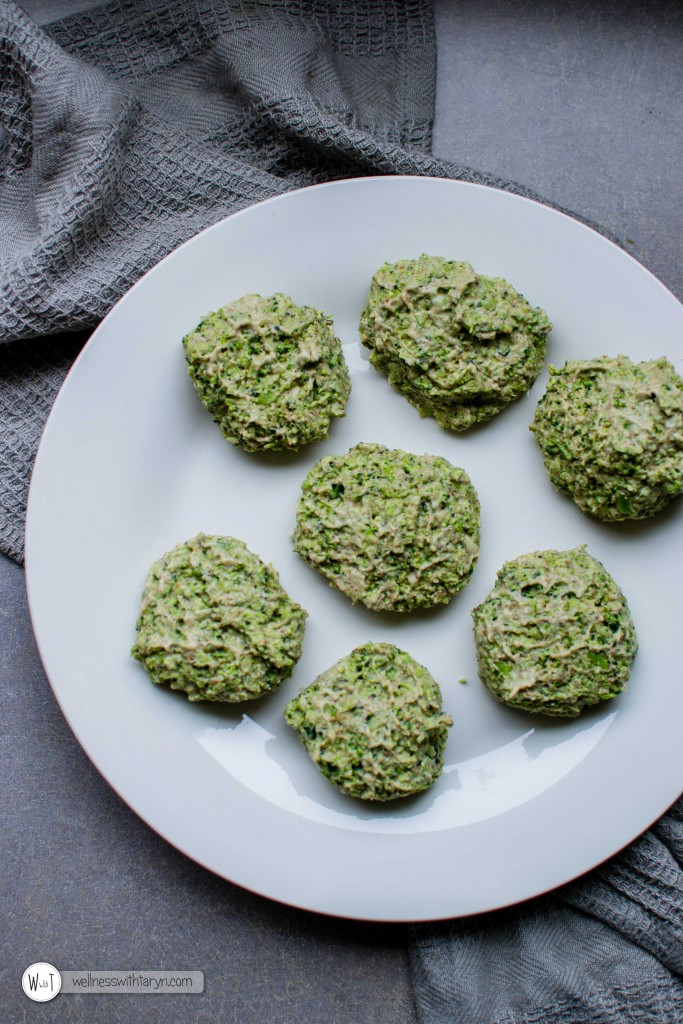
[[0, 0, 534, 563], [1, 4, 681, 1024]]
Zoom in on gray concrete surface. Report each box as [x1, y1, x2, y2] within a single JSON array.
[[433, 0, 683, 303], [4, 0, 683, 1020]]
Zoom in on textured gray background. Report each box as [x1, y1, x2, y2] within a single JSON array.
[[3, 1, 682, 1021]]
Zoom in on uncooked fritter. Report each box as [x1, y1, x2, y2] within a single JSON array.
[[285, 642, 452, 801], [293, 442, 480, 612], [132, 533, 307, 702], [183, 292, 350, 452], [359, 254, 551, 430], [531, 355, 683, 520], [472, 546, 637, 717]]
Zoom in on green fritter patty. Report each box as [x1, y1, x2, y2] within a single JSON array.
[[293, 442, 480, 612], [132, 533, 307, 702], [472, 546, 637, 717], [359, 254, 552, 431], [531, 355, 683, 521], [285, 642, 452, 801], [183, 293, 351, 452]]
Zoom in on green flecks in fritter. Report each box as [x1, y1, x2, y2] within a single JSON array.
[[183, 293, 350, 452], [132, 533, 307, 702], [285, 642, 452, 801], [472, 546, 637, 717], [359, 254, 551, 431], [293, 442, 480, 612], [531, 355, 683, 521]]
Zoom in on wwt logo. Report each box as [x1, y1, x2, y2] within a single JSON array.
[[21, 963, 61, 1002]]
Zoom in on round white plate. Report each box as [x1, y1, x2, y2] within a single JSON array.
[[26, 177, 683, 921]]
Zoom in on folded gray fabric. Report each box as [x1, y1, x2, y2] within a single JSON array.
[[2, 4, 681, 1023], [0, 0, 538, 563], [411, 797, 683, 1023]]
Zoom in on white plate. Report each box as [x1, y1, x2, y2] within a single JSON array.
[[26, 177, 683, 921]]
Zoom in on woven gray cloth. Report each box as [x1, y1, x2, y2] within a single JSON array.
[[1, 3, 681, 1023], [0, 0, 535, 563]]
